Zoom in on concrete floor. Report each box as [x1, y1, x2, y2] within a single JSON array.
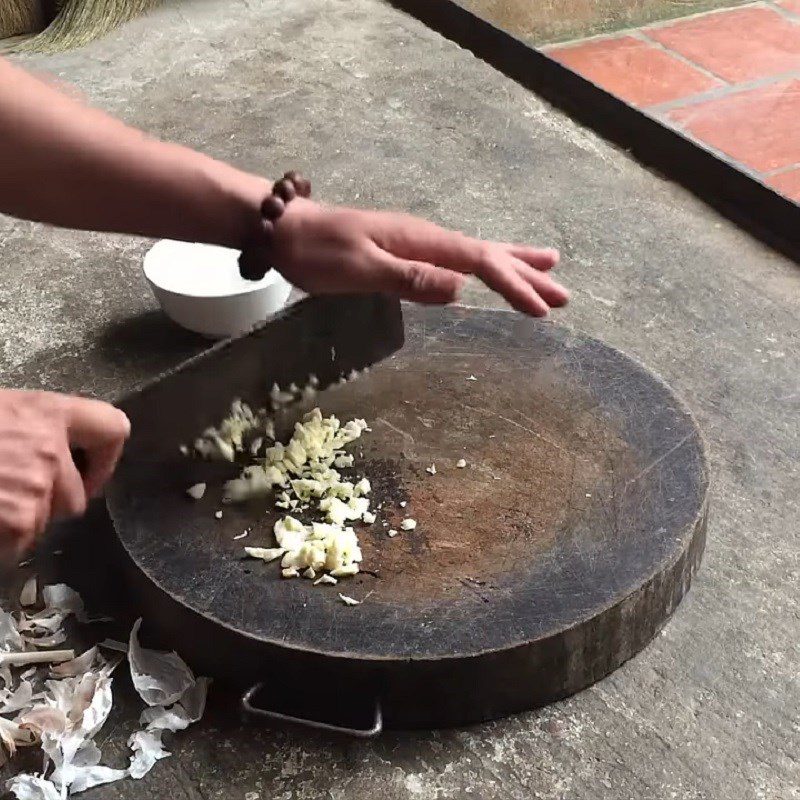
[[1, 0, 799, 797]]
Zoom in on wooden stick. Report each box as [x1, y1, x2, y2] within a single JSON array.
[[0, 649, 75, 666]]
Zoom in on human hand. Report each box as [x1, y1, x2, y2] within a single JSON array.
[[269, 199, 568, 317], [0, 390, 130, 555]]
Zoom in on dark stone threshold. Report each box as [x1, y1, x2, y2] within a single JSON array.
[[389, 0, 800, 264]]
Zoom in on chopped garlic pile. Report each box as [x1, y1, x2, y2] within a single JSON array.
[[190, 376, 321, 462], [193, 399, 259, 462], [246, 513, 364, 580], [218, 407, 374, 583], [223, 408, 369, 509], [188, 377, 420, 592]]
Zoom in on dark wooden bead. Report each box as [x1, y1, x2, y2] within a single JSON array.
[[284, 171, 311, 198], [262, 193, 285, 221], [238, 249, 265, 281], [274, 178, 297, 202], [238, 237, 272, 281]]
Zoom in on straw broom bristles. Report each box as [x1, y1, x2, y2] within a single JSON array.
[[0, 0, 43, 41], [1, 0, 162, 54]]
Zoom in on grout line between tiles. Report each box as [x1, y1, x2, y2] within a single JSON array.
[[652, 109, 799, 181], [629, 28, 730, 84], [654, 120, 766, 180], [645, 69, 800, 114], [535, 0, 800, 203], [766, 0, 800, 21], [763, 162, 800, 177]]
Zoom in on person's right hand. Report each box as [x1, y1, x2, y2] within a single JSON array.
[[0, 390, 130, 556]]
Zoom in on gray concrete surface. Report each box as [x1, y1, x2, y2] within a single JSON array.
[[1, 0, 798, 797]]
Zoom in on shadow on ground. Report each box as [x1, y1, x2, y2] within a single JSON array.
[[95, 310, 208, 380]]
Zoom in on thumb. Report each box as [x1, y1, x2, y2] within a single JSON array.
[[64, 397, 130, 497], [370, 245, 465, 304]]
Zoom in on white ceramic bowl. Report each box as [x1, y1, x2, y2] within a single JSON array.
[[143, 239, 292, 339]]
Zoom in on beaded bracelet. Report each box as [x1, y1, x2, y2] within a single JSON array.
[[238, 170, 312, 280]]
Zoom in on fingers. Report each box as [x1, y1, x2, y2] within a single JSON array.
[[374, 216, 559, 276], [276, 201, 567, 316], [51, 453, 87, 519], [508, 245, 559, 271], [372, 216, 567, 316], [0, 497, 39, 559], [462, 247, 567, 317], [82, 436, 126, 499], [0, 476, 50, 558], [478, 256, 552, 317], [64, 397, 130, 498], [374, 217, 487, 275], [368, 244, 466, 304], [0, 390, 112, 558], [513, 259, 570, 308], [31, 495, 50, 550]]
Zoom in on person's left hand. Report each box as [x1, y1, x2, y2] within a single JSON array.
[[267, 199, 568, 317], [0, 390, 130, 557]]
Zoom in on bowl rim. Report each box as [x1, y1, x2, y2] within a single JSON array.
[[143, 239, 288, 300]]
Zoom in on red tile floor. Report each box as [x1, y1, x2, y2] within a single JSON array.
[[545, 2, 800, 203]]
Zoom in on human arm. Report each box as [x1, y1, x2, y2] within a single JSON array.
[[0, 56, 568, 315], [0, 57, 269, 249]]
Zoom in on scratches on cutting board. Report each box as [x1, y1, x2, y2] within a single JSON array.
[[623, 432, 694, 495], [376, 417, 416, 445], [461, 402, 575, 457]]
